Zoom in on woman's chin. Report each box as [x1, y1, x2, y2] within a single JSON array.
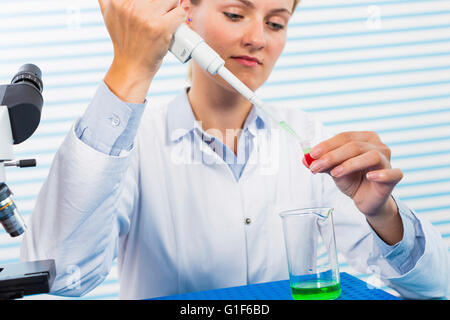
[[223, 78, 258, 94], [208, 66, 263, 94], [230, 72, 261, 90]]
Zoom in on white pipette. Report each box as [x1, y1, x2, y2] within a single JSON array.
[[169, 24, 314, 165]]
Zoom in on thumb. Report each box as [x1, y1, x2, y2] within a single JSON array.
[[98, 0, 110, 16]]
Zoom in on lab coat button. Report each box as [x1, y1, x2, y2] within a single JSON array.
[[245, 218, 251, 225], [111, 116, 120, 126]]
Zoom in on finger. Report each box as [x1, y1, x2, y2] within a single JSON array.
[[309, 140, 377, 174], [152, 0, 181, 14], [366, 168, 403, 184], [310, 131, 380, 159], [329, 149, 389, 178], [98, 0, 110, 15]]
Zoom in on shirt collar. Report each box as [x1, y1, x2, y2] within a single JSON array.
[[166, 87, 198, 142], [167, 87, 270, 143]]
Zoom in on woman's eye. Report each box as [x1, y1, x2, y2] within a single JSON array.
[[223, 12, 284, 30], [267, 22, 285, 30], [223, 12, 243, 21]]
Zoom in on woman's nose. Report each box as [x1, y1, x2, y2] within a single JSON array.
[[242, 21, 266, 50]]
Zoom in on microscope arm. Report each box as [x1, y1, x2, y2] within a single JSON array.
[[0, 105, 13, 183]]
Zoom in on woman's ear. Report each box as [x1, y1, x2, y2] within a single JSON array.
[[179, 0, 193, 16], [179, 0, 195, 27]]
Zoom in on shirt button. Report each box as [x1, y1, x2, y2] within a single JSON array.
[[111, 116, 120, 127], [245, 218, 251, 225]]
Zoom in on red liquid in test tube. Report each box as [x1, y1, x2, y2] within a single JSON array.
[[304, 153, 314, 167]]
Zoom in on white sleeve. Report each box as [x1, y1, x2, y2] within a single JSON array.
[[20, 120, 139, 297]]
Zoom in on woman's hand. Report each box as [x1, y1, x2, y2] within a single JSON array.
[[99, 0, 186, 103], [303, 131, 404, 244]]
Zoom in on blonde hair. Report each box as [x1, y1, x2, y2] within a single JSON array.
[[187, 0, 300, 81]]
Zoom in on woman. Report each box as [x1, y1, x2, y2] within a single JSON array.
[[21, 0, 449, 299]]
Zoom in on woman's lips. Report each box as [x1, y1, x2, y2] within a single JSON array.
[[231, 56, 262, 67]]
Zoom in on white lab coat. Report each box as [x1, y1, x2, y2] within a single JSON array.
[[20, 89, 449, 300]]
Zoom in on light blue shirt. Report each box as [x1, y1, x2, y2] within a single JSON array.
[[76, 83, 268, 182]]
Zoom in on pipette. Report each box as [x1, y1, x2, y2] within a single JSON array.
[[217, 67, 315, 165], [169, 24, 315, 166]]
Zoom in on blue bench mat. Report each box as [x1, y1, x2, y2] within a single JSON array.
[[152, 272, 400, 300]]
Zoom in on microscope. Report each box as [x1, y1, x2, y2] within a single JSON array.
[[0, 64, 55, 299]]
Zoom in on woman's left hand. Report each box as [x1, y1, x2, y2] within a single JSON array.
[[302, 131, 403, 219]]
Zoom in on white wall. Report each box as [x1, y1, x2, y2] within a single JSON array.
[[0, 0, 449, 299]]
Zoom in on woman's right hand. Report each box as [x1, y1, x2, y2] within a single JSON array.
[[99, 0, 186, 103]]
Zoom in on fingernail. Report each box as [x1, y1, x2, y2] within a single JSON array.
[[366, 172, 379, 180], [310, 146, 322, 158], [331, 166, 344, 177], [310, 160, 324, 172]]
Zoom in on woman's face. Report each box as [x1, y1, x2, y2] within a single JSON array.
[[188, 0, 294, 92]]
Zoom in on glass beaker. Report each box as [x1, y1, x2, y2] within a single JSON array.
[[279, 207, 341, 300]]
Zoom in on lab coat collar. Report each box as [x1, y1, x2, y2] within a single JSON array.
[[167, 87, 270, 143]]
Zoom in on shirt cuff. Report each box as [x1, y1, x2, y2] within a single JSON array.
[[370, 195, 425, 275], [75, 81, 146, 156]]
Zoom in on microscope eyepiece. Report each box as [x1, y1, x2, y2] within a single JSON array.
[[11, 64, 43, 93], [0, 64, 44, 144]]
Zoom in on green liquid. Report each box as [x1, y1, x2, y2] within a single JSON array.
[[291, 281, 341, 300], [278, 121, 311, 154], [278, 121, 301, 140]]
